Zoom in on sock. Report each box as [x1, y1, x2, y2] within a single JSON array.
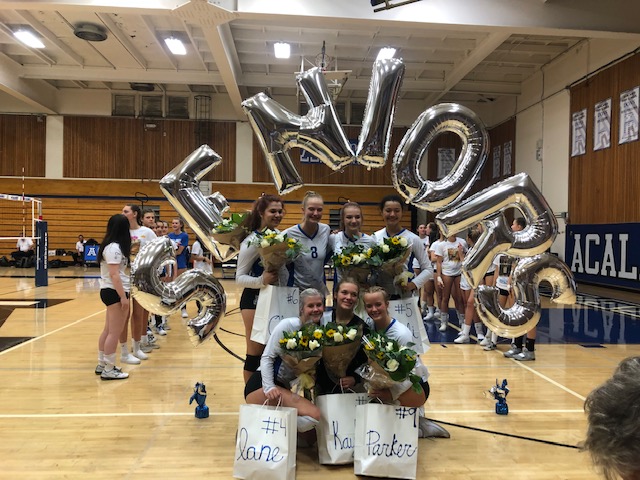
[[421, 301, 428, 312], [98, 350, 105, 366], [297, 415, 319, 433], [120, 342, 129, 355], [133, 340, 141, 353], [428, 306, 435, 314], [474, 322, 484, 336], [491, 332, 498, 343], [514, 335, 524, 348], [155, 314, 163, 327], [458, 313, 465, 325], [441, 312, 449, 322], [461, 324, 471, 336], [525, 338, 536, 352], [104, 353, 116, 370]]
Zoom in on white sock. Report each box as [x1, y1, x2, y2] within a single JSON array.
[[421, 301, 428, 311], [133, 340, 141, 352], [104, 353, 116, 370], [427, 306, 435, 314], [474, 322, 484, 336], [458, 313, 465, 325], [98, 350, 105, 365], [491, 332, 498, 343], [461, 324, 471, 336], [120, 342, 129, 355]]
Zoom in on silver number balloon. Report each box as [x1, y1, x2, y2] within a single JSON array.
[[131, 237, 226, 346], [392, 103, 489, 212], [159, 145, 243, 262], [475, 253, 577, 338], [356, 58, 405, 168], [436, 172, 558, 288]]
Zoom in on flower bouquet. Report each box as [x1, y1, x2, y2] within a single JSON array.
[[278, 323, 325, 400], [211, 212, 248, 250], [322, 322, 362, 379], [249, 229, 305, 272], [331, 244, 373, 288], [368, 235, 412, 284], [357, 332, 422, 395]]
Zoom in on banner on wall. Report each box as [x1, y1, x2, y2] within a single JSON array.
[[619, 87, 639, 145], [594, 98, 612, 151], [566, 223, 640, 290], [503, 141, 512, 175], [491, 145, 501, 178], [571, 109, 587, 156], [437, 147, 455, 179]]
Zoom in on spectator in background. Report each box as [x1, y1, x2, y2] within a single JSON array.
[[12, 233, 34, 264], [74, 235, 86, 265], [168, 217, 189, 318]]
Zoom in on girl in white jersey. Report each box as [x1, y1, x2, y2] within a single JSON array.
[[236, 194, 288, 383], [435, 233, 468, 332], [96, 214, 131, 380], [120, 203, 157, 364], [284, 191, 330, 294]]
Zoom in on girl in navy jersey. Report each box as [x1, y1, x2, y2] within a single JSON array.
[[236, 194, 288, 383], [284, 191, 331, 294]]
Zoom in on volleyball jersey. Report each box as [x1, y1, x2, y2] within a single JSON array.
[[168, 231, 189, 269], [436, 237, 468, 276], [412, 236, 430, 270], [284, 223, 330, 293], [191, 240, 212, 274], [99, 242, 130, 292], [236, 229, 288, 288], [129, 225, 156, 262]]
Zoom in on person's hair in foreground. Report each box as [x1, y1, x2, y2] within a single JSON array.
[[582, 356, 640, 480]]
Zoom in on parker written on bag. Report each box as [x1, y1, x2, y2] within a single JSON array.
[[363, 297, 431, 354], [250, 285, 299, 345], [316, 392, 370, 465], [233, 403, 297, 480], [354, 403, 420, 479]]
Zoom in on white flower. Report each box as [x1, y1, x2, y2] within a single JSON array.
[[386, 342, 394, 352], [386, 359, 399, 372], [333, 332, 344, 343], [395, 271, 415, 286], [297, 331, 302, 338], [309, 339, 320, 351], [399, 345, 409, 352], [264, 229, 276, 236], [275, 234, 285, 242], [382, 244, 390, 253], [352, 254, 364, 264], [286, 338, 297, 350], [346, 329, 358, 341], [260, 239, 270, 248], [399, 237, 408, 247], [337, 325, 344, 333]]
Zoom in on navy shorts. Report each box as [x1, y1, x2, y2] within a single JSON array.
[[100, 288, 129, 306]]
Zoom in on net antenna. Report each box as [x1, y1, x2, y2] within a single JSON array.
[[297, 41, 351, 104]]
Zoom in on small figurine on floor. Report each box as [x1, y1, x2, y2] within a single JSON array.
[[489, 378, 509, 415], [189, 382, 209, 418]]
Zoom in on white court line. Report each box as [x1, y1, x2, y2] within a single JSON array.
[[0, 409, 583, 419], [0, 300, 38, 306], [0, 308, 105, 356], [510, 359, 586, 401]]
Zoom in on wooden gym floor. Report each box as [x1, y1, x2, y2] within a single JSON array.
[[0, 266, 639, 479]]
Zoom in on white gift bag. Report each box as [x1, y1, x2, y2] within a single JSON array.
[[233, 403, 297, 480], [354, 403, 420, 479], [316, 392, 369, 465], [250, 285, 299, 344], [364, 297, 431, 353]]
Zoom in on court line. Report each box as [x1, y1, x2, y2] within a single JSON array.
[[0, 308, 105, 356], [0, 408, 583, 419]]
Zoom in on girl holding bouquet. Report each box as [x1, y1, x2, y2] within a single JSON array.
[[244, 288, 324, 433], [373, 195, 433, 300], [316, 278, 371, 394], [329, 201, 376, 287], [284, 191, 331, 294], [236, 194, 288, 383]]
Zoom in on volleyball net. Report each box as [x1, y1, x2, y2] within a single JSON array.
[[0, 194, 43, 255]]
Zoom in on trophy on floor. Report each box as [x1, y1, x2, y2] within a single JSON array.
[[189, 382, 209, 418], [489, 378, 509, 415]]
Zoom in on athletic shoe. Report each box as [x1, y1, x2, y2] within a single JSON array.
[[453, 333, 470, 344], [418, 418, 450, 438], [423, 310, 436, 321], [438, 320, 448, 332], [297, 415, 319, 433], [140, 343, 153, 353], [95, 364, 104, 375], [181, 309, 188, 318], [476, 333, 486, 341], [513, 348, 535, 361], [156, 326, 167, 336], [503, 343, 522, 358], [121, 353, 141, 365], [101, 366, 129, 380], [483, 342, 497, 351], [479, 336, 493, 347], [133, 349, 148, 360]]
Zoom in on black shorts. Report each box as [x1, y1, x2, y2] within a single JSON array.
[[498, 288, 509, 297], [243, 370, 287, 399], [100, 288, 129, 306], [240, 288, 260, 310], [421, 380, 430, 401]]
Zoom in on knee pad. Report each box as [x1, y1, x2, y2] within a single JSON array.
[[244, 354, 261, 372]]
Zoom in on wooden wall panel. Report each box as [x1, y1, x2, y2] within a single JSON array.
[[0, 114, 46, 177], [63, 117, 236, 181], [569, 52, 640, 224]]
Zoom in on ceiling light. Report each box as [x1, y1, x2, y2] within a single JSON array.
[[376, 47, 396, 60], [164, 37, 186, 55], [274, 42, 290, 59], [14, 30, 45, 49]]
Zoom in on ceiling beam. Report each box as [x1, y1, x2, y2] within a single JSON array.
[[181, 20, 209, 72], [15, 10, 84, 65], [0, 22, 57, 65], [0, 52, 58, 113], [140, 15, 178, 70], [96, 12, 147, 69]]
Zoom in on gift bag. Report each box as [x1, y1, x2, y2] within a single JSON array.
[[316, 392, 369, 465], [354, 403, 419, 479], [233, 403, 297, 480], [251, 285, 299, 344], [364, 297, 430, 354]]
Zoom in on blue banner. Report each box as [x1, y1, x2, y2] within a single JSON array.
[[565, 223, 640, 290]]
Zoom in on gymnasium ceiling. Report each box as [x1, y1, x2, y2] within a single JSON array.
[[0, 0, 639, 118]]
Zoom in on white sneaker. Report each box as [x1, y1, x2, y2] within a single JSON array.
[[423, 310, 435, 321], [140, 343, 153, 353], [120, 353, 141, 365], [454, 333, 470, 344], [101, 366, 129, 380], [438, 320, 448, 332], [418, 418, 450, 438], [156, 326, 167, 336], [133, 349, 148, 360], [476, 333, 486, 341], [479, 336, 493, 347], [181, 309, 188, 319]]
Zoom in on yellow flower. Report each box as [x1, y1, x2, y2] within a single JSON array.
[[405, 354, 416, 361], [313, 330, 323, 339], [279, 338, 287, 345], [287, 239, 296, 247], [365, 248, 373, 257], [391, 237, 400, 245], [341, 256, 352, 266], [364, 342, 374, 351], [376, 351, 385, 360], [326, 329, 336, 338], [265, 233, 276, 240], [299, 336, 309, 347]]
